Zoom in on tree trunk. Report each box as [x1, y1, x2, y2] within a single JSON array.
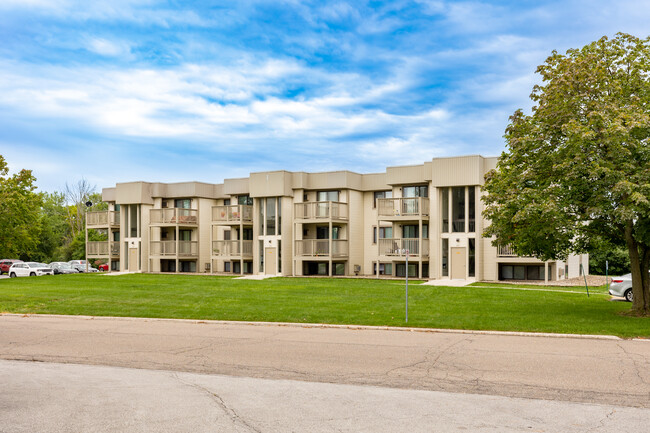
[[624, 221, 650, 315]]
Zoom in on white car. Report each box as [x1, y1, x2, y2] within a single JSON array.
[[8, 262, 54, 277], [609, 274, 634, 302]]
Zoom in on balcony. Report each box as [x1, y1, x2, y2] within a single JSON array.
[[294, 202, 349, 221], [87, 241, 120, 256], [150, 240, 198, 257], [150, 208, 198, 225], [212, 240, 253, 257], [378, 238, 429, 258], [212, 205, 253, 224], [497, 244, 535, 258], [295, 239, 348, 258], [377, 198, 429, 219], [87, 211, 120, 227]]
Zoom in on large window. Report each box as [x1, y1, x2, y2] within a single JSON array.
[[469, 238, 475, 277], [441, 187, 449, 232], [373, 190, 392, 208], [403, 186, 428, 197], [373, 226, 393, 243], [452, 187, 465, 232], [266, 198, 276, 235], [317, 191, 339, 202], [174, 199, 191, 209], [442, 238, 449, 277], [238, 195, 253, 206], [468, 187, 475, 232]]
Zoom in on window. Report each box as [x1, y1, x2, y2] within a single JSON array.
[[180, 261, 196, 272], [112, 231, 120, 242], [373, 190, 392, 208], [469, 238, 475, 277], [317, 191, 339, 202], [373, 226, 393, 243], [373, 263, 393, 275], [224, 262, 231, 272], [242, 228, 253, 240], [452, 187, 465, 232], [174, 199, 191, 209], [238, 195, 253, 206], [442, 238, 449, 277], [224, 199, 231, 206], [396, 263, 417, 277], [403, 225, 418, 238], [403, 186, 428, 197], [468, 187, 475, 232], [441, 187, 449, 232], [334, 263, 345, 275], [114, 204, 121, 211], [224, 230, 231, 241]]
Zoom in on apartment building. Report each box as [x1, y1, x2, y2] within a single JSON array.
[[86, 155, 588, 282]]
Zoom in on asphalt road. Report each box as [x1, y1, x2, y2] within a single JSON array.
[[1, 314, 649, 408], [2, 359, 649, 433]]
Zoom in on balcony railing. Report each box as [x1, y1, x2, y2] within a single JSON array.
[[212, 240, 253, 257], [150, 240, 198, 257], [497, 244, 534, 258], [87, 211, 120, 227], [377, 198, 429, 218], [294, 202, 349, 220], [378, 238, 429, 257], [87, 241, 120, 256], [212, 205, 253, 223], [150, 208, 198, 225], [294, 239, 348, 258]]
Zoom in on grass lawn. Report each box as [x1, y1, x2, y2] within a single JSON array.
[[1, 274, 648, 338]]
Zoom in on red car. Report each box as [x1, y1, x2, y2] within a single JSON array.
[[97, 264, 108, 271], [0, 259, 23, 274]]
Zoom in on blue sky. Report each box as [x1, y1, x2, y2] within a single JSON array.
[[1, 1, 649, 193]]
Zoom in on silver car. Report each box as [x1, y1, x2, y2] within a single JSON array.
[[609, 274, 633, 302]]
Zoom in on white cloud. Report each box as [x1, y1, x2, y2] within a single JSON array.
[[85, 37, 131, 57]]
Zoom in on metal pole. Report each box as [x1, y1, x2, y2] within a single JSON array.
[[85, 213, 88, 273], [581, 264, 589, 297], [606, 260, 609, 293], [405, 249, 409, 323]]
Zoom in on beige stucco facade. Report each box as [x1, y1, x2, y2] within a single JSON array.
[[86, 155, 588, 281]]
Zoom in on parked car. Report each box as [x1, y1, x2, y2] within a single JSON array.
[[97, 264, 109, 271], [610, 274, 633, 302], [68, 260, 99, 273], [49, 262, 77, 275], [8, 262, 54, 277], [0, 259, 23, 275]]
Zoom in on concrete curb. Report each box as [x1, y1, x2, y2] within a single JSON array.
[[1, 312, 626, 341]]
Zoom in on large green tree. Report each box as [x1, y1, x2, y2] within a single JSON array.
[[483, 33, 650, 315], [0, 155, 42, 259]]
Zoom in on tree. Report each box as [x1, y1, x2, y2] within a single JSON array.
[[483, 33, 650, 315], [32, 192, 71, 263], [0, 155, 42, 259]]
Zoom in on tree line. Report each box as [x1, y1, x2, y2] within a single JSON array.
[[0, 154, 107, 264]]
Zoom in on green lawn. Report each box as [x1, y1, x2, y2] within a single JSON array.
[[1, 274, 648, 338]]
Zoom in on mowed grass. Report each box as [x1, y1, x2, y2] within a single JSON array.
[[0, 274, 648, 338]]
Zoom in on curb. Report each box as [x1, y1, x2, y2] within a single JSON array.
[[1, 312, 624, 341]]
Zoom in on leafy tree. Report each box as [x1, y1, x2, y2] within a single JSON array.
[[483, 33, 650, 315], [32, 192, 70, 263], [589, 240, 630, 276], [0, 155, 42, 259]]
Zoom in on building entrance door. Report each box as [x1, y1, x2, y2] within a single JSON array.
[[264, 247, 277, 275], [128, 248, 138, 272], [451, 247, 466, 279]]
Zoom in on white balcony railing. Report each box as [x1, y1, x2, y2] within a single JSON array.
[[377, 198, 429, 218], [378, 238, 429, 257], [294, 202, 349, 220], [150, 208, 198, 225], [212, 205, 253, 223], [150, 240, 198, 257], [87, 211, 120, 227], [212, 240, 253, 257], [294, 239, 348, 257]]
